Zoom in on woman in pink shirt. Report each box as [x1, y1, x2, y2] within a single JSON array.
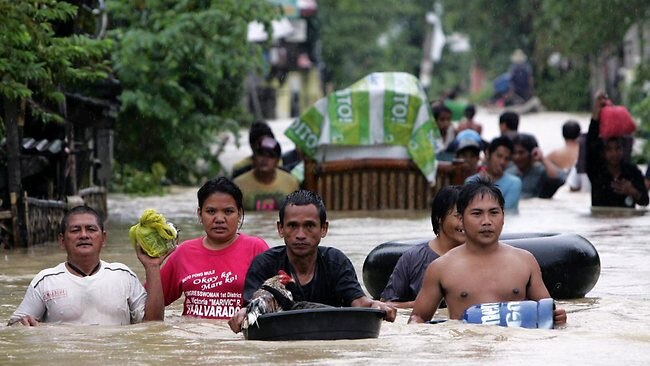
[[160, 177, 269, 319]]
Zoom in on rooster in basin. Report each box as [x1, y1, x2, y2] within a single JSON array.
[[242, 270, 295, 329], [242, 270, 332, 329]]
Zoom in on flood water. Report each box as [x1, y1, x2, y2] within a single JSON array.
[[2, 184, 650, 365], [3, 110, 650, 365]]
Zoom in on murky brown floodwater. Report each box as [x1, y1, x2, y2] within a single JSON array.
[[2, 184, 650, 365]]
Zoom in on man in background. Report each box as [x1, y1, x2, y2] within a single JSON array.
[[499, 111, 519, 141], [466, 136, 521, 212], [234, 136, 299, 211], [507, 133, 566, 199], [548, 120, 581, 171]]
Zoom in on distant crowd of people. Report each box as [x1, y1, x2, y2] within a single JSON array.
[[431, 92, 649, 212]]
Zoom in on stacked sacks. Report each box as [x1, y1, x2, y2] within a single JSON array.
[[129, 209, 178, 258]]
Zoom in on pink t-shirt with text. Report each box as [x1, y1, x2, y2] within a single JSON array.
[[160, 234, 268, 319]]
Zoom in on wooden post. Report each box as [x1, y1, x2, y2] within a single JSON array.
[[65, 114, 77, 195], [4, 97, 28, 247]]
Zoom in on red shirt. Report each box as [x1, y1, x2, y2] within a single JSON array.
[[160, 234, 268, 319]]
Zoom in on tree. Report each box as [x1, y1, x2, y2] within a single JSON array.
[[318, 0, 431, 89], [442, 0, 537, 75], [0, 0, 111, 246], [534, 1, 649, 109], [534, 1, 649, 58], [0, 0, 111, 126], [109, 0, 279, 183], [438, 1, 650, 110]]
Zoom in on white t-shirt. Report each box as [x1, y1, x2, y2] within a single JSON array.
[[9, 260, 147, 325]]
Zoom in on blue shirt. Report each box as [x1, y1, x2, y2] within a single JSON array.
[[506, 162, 567, 199], [466, 173, 522, 211]]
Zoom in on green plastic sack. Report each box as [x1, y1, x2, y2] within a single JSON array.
[[129, 209, 178, 258], [284, 72, 439, 183]]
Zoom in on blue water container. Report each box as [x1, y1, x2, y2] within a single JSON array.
[[502, 300, 538, 328], [537, 298, 555, 329], [462, 299, 555, 329], [462, 302, 502, 325]]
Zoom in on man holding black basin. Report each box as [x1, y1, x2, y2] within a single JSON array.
[[228, 190, 396, 333]]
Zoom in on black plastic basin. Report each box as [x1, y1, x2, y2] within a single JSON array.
[[243, 307, 385, 341]]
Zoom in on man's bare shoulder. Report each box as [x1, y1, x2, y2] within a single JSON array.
[[499, 243, 538, 263], [437, 244, 467, 262], [425, 245, 466, 272]]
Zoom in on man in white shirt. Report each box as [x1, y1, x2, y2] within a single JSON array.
[[8, 206, 165, 326]]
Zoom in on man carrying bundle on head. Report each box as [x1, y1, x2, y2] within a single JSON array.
[[586, 92, 648, 208]]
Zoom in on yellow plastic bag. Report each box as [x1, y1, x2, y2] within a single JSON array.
[[129, 209, 178, 258]]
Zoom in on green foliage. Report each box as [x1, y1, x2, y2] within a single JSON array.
[[318, 0, 431, 88], [438, 0, 650, 110], [0, 0, 111, 124], [426, 51, 472, 100], [626, 65, 650, 161], [109, 0, 279, 183], [111, 161, 168, 196], [535, 63, 591, 111], [442, 0, 536, 74], [534, 1, 649, 58]]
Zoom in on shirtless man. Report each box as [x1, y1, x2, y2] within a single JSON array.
[[380, 186, 465, 308], [408, 179, 567, 326], [547, 120, 581, 170], [456, 105, 482, 135]]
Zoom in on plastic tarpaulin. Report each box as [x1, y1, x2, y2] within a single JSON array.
[[284, 72, 440, 183]]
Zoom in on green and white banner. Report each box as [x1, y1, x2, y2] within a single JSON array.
[[285, 72, 440, 183]]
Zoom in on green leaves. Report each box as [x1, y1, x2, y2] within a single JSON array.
[[319, 0, 430, 89], [535, 0, 649, 58], [0, 0, 111, 124], [110, 0, 279, 183]]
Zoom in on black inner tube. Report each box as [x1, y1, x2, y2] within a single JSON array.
[[362, 233, 600, 300]]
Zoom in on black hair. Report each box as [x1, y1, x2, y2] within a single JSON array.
[[432, 104, 452, 121], [512, 133, 538, 153], [464, 104, 476, 119], [457, 178, 505, 215], [487, 136, 514, 155], [278, 190, 327, 226], [60, 205, 104, 234], [431, 185, 461, 236], [456, 145, 480, 157], [249, 121, 274, 148], [197, 176, 244, 211], [562, 120, 581, 140], [604, 136, 626, 148], [499, 111, 519, 131]]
